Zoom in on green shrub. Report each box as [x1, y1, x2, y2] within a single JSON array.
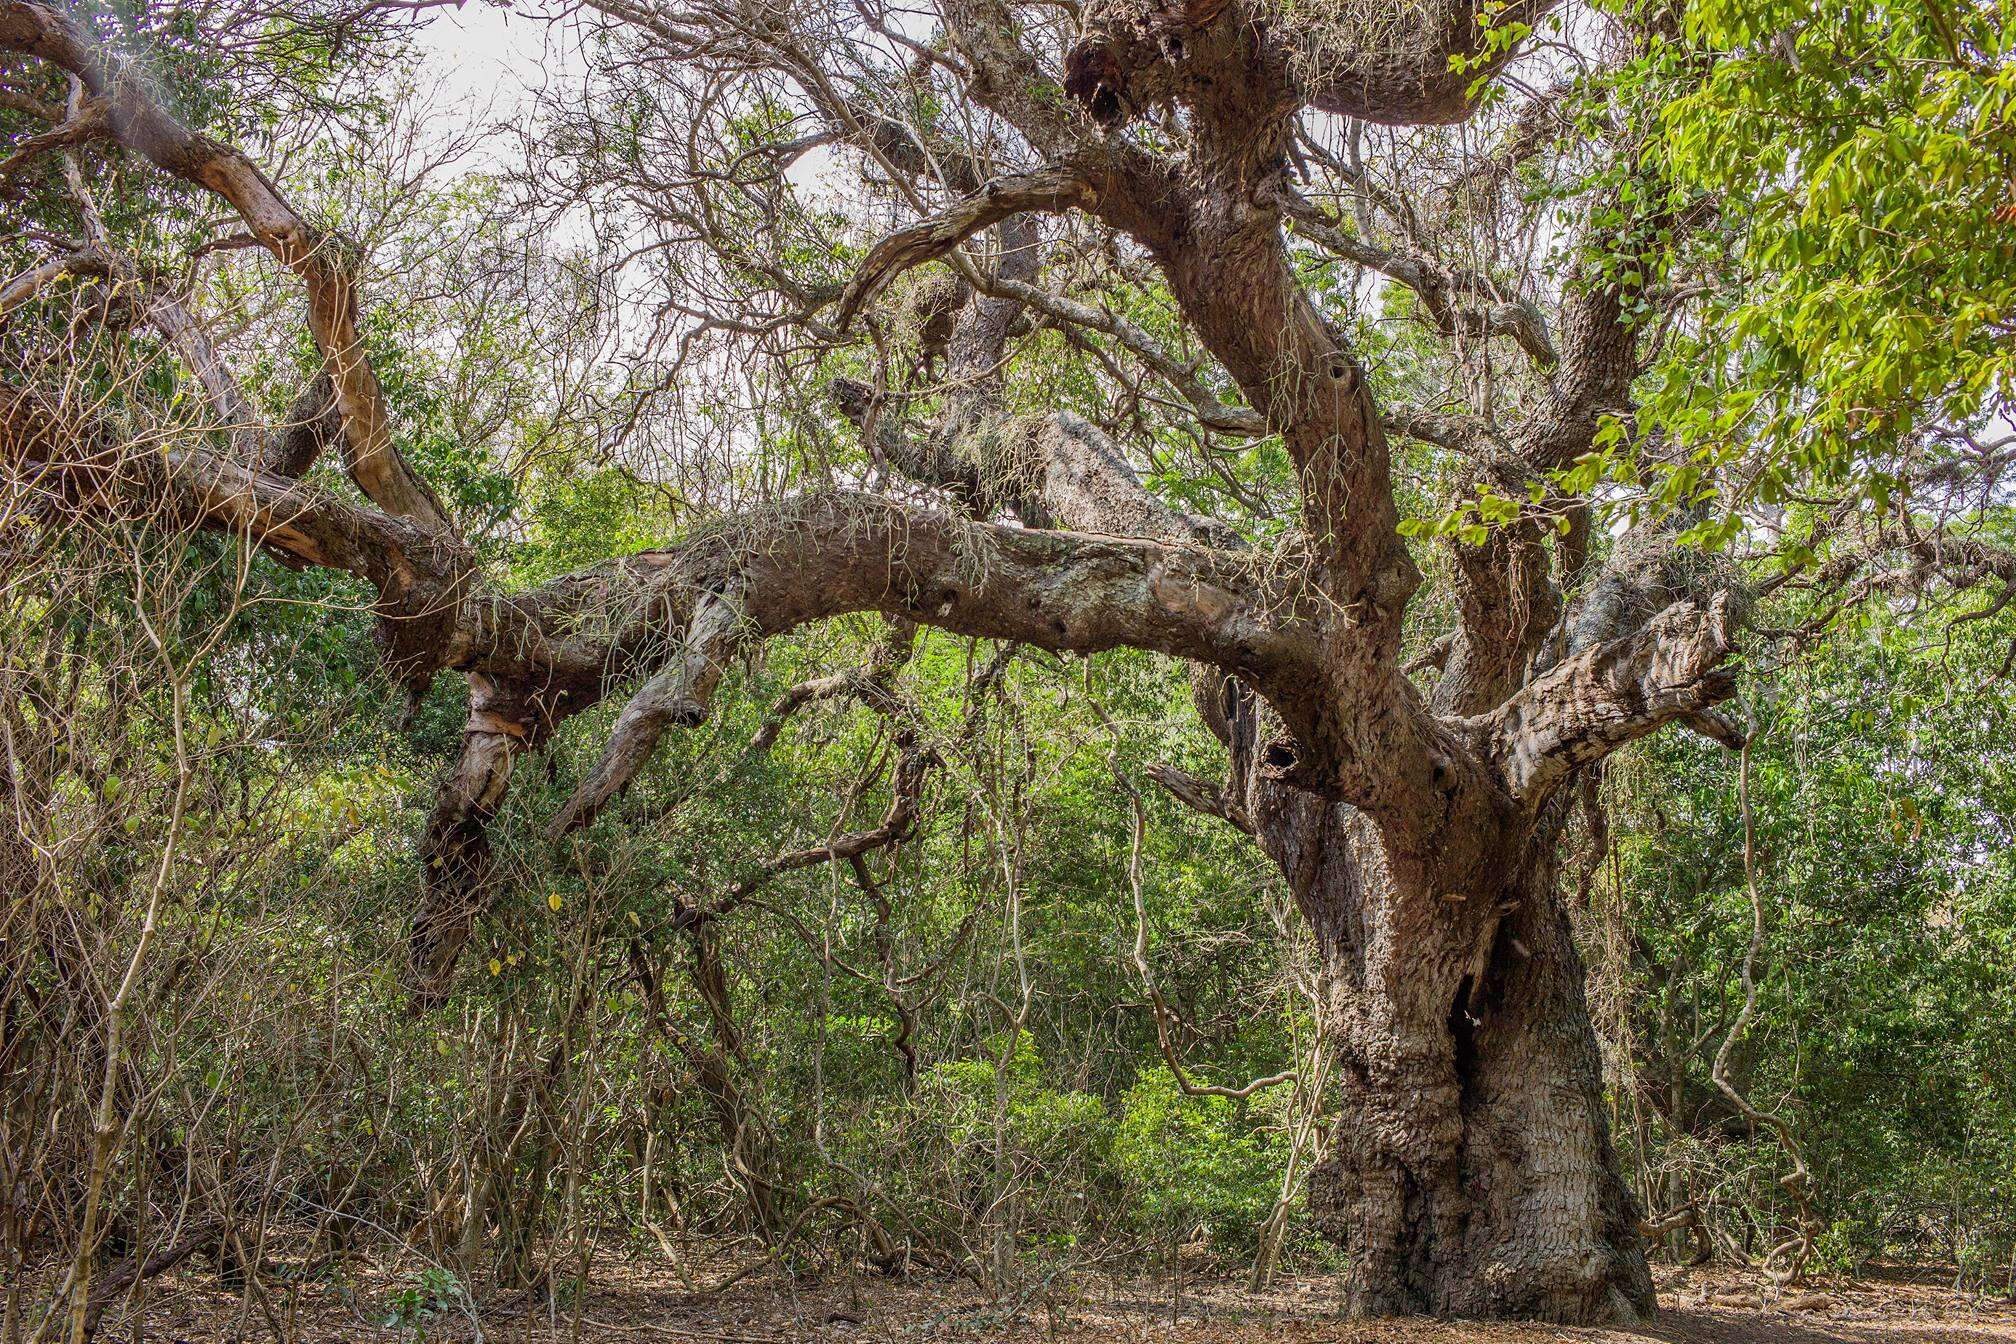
[[828, 1034, 1123, 1258], [1112, 1069, 1284, 1256]]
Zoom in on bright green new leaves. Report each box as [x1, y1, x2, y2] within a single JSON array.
[[1649, 0, 2016, 523]]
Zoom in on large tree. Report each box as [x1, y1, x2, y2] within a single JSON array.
[[3, 0, 2009, 1324]]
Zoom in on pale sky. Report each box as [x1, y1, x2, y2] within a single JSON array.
[[415, 3, 539, 96], [409, 2, 559, 162], [407, 3, 848, 197]]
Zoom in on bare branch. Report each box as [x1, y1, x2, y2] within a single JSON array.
[[0, 245, 103, 322], [835, 169, 1096, 331], [0, 79, 59, 121], [1143, 761, 1253, 834], [725, 732, 936, 903], [4, 381, 477, 755], [0, 90, 100, 180], [547, 587, 747, 837], [748, 619, 916, 754], [1, 381, 463, 622], [972, 269, 1267, 436], [1282, 190, 1557, 369]]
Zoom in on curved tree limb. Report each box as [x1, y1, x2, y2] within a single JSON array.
[[1063, 0, 1555, 134], [1281, 189, 1557, 370], [0, 78, 60, 122], [0, 246, 104, 323], [1143, 761, 1254, 835], [2, 380, 478, 688], [547, 586, 748, 837], [833, 167, 1095, 331], [748, 619, 917, 754], [0, 88, 100, 180], [1290, 0, 1560, 123]]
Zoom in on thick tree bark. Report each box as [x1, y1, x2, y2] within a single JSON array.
[[1263, 794, 1653, 1322]]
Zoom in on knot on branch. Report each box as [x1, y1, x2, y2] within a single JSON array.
[[1064, 0, 1232, 130], [1063, 44, 1133, 128]]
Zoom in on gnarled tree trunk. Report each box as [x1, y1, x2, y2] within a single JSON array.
[[1265, 796, 1653, 1321]]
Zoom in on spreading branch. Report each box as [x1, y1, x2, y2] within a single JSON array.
[[0, 90, 100, 180], [547, 587, 747, 837], [1143, 762, 1253, 835], [1282, 191, 1557, 369], [2, 381, 476, 687], [1291, 0, 1560, 123], [0, 246, 105, 322]]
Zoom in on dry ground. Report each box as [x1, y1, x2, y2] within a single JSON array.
[[33, 1256, 2016, 1342]]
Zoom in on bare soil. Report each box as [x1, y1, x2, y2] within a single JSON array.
[[39, 1258, 2016, 1342]]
